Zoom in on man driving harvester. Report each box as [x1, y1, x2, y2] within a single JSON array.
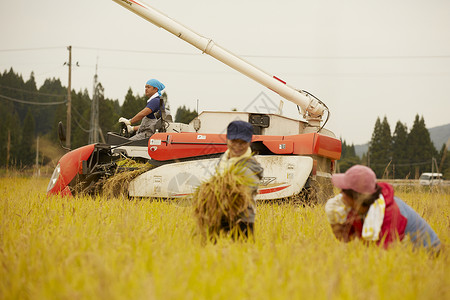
[[118, 78, 166, 140]]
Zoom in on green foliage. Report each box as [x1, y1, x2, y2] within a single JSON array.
[[120, 88, 146, 119], [0, 68, 131, 165], [0, 103, 19, 167], [392, 121, 410, 178], [70, 89, 91, 148], [175, 105, 198, 124], [99, 95, 120, 137], [38, 78, 66, 138], [406, 115, 438, 178], [19, 110, 35, 166], [160, 91, 170, 111], [366, 115, 440, 179], [438, 145, 450, 179], [368, 116, 392, 178], [338, 140, 361, 172]]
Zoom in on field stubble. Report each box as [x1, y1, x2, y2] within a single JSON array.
[[0, 177, 449, 300]]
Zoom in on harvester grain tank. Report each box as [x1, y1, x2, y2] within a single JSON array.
[[46, 0, 341, 202]]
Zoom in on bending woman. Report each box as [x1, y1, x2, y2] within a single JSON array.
[[325, 165, 440, 251]]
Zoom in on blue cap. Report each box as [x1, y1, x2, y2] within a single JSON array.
[[146, 79, 165, 96], [227, 120, 253, 143]]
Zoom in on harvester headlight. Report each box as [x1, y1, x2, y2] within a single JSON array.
[[47, 163, 61, 192]]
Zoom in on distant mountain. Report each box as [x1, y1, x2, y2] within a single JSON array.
[[354, 123, 450, 158], [429, 123, 450, 149], [354, 143, 369, 158]]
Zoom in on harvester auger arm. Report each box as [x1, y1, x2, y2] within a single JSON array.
[[111, 0, 327, 126]]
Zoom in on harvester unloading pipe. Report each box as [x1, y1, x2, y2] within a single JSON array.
[[111, 0, 327, 125]]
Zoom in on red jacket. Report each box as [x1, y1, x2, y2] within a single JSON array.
[[348, 182, 407, 249]]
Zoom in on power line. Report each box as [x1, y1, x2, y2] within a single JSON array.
[[0, 84, 65, 97], [72, 105, 90, 125], [1, 46, 449, 60], [74, 46, 198, 56], [0, 94, 66, 105], [73, 115, 92, 133], [72, 46, 450, 60], [0, 47, 64, 52]]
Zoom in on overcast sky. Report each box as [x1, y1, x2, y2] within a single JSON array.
[[1, 0, 449, 145]]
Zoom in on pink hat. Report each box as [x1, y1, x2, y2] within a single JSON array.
[[332, 165, 377, 194]]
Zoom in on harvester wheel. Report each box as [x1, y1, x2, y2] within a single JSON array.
[[293, 177, 334, 205]]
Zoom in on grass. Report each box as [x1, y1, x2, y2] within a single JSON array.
[[0, 176, 449, 300]]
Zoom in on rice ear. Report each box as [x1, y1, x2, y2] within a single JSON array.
[[101, 159, 153, 198], [192, 162, 254, 241]]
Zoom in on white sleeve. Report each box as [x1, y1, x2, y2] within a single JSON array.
[[325, 194, 351, 224]]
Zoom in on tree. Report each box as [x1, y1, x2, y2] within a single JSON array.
[[70, 89, 92, 148], [368, 116, 392, 178], [0, 69, 30, 167], [406, 115, 437, 178], [438, 144, 450, 179], [392, 121, 409, 178], [19, 109, 35, 166], [338, 140, 361, 172], [175, 105, 198, 124], [160, 91, 170, 111], [97, 83, 120, 138], [37, 77, 66, 137], [0, 111, 21, 168], [121, 88, 146, 119]]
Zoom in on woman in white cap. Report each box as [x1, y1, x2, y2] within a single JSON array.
[[118, 78, 166, 140], [325, 165, 440, 251]]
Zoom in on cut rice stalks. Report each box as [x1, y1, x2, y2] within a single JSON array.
[[101, 158, 153, 198], [192, 163, 254, 241]]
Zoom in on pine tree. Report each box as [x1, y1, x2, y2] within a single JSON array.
[[121, 88, 146, 119], [160, 91, 170, 111], [338, 140, 361, 172], [438, 144, 449, 179], [37, 77, 65, 136], [175, 105, 198, 124], [70, 89, 92, 148], [97, 83, 120, 138], [369, 116, 392, 178], [392, 121, 409, 178], [406, 115, 437, 178]]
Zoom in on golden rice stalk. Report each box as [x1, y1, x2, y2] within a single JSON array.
[[192, 163, 254, 240], [102, 159, 153, 198]]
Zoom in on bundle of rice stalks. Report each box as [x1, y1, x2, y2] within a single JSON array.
[[192, 164, 254, 240], [116, 158, 146, 168], [102, 159, 153, 198]]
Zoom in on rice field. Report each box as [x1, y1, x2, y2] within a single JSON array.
[[0, 176, 449, 300]]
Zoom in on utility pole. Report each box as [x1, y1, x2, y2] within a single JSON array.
[[89, 59, 99, 144], [66, 45, 72, 148]]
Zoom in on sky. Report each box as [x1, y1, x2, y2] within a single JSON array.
[[0, 0, 449, 145]]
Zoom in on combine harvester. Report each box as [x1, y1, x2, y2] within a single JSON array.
[[46, 0, 341, 202]]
